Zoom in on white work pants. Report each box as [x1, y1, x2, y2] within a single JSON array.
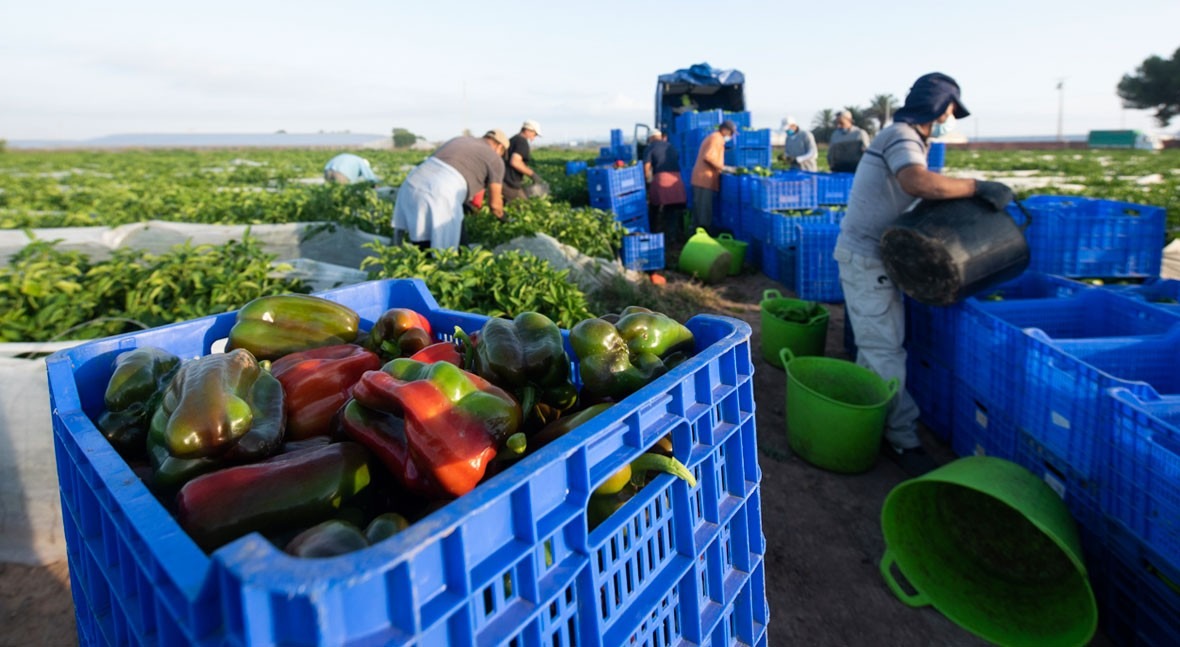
[[834, 246, 921, 449]]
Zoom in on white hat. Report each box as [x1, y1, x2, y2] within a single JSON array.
[[837, 110, 853, 121], [650, 128, 662, 137], [783, 115, 798, 128], [522, 120, 543, 136]]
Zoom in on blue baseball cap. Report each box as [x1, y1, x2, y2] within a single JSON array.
[[892, 72, 970, 125]]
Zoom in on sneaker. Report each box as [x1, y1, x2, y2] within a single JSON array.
[[885, 444, 938, 477]]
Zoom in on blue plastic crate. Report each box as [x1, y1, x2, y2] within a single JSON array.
[[906, 349, 954, 442], [674, 110, 724, 135], [971, 288, 1180, 340], [746, 173, 817, 211], [973, 272, 1093, 301], [758, 242, 793, 286], [926, 142, 946, 170], [677, 128, 711, 174], [566, 160, 589, 175], [588, 165, 645, 200], [726, 148, 771, 169], [1105, 388, 1180, 573], [951, 379, 1020, 460], [591, 187, 647, 213], [904, 297, 966, 367], [723, 111, 752, 128], [767, 209, 842, 248], [1109, 277, 1180, 314], [1096, 517, 1180, 646], [805, 172, 854, 206], [45, 278, 767, 647], [610, 128, 624, 149], [718, 174, 744, 237], [793, 223, 843, 303], [618, 213, 656, 233], [622, 232, 665, 271], [735, 129, 770, 149], [1022, 327, 1180, 482], [1013, 430, 1104, 535], [1013, 195, 1167, 278]]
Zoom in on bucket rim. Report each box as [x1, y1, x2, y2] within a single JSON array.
[[782, 353, 898, 410]]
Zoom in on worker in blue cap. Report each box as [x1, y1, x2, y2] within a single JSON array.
[[833, 72, 1014, 476]]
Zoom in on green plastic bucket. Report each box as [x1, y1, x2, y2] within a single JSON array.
[[880, 456, 1098, 647], [761, 289, 828, 367], [716, 233, 748, 275], [780, 348, 897, 473], [678, 228, 732, 284]]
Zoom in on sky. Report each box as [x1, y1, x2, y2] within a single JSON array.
[[2, 0, 1179, 144]]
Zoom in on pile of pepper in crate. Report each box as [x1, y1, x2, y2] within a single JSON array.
[[90, 294, 697, 557]]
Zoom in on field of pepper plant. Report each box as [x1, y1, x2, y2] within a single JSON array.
[[0, 146, 1175, 345]]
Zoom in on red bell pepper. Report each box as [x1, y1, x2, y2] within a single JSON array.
[[270, 344, 382, 440], [338, 399, 445, 499], [352, 359, 521, 497]]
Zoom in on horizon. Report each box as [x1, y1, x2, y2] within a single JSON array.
[[3, 2, 1178, 144]]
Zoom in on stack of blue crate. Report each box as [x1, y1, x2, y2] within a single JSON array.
[[725, 129, 772, 169], [594, 129, 633, 167], [898, 254, 1180, 643], [587, 164, 647, 231]]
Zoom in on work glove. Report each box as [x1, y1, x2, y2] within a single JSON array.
[[531, 173, 545, 185], [974, 180, 1015, 211]]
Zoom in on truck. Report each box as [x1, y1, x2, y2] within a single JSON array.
[[633, 63, 746, 160]]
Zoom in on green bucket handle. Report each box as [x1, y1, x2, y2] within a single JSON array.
[[762, 289, 782, 301], [882, 377, 900, 399], [879, 549, 931, 608], [718, 233, 734, 242], [779, 347, 795, 366]]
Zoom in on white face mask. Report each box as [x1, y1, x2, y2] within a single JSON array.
[[931, 114, 956, 138], [723, 135, 732, 143]]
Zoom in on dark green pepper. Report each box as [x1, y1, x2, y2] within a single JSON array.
[[284, 519, 370, 558], [96, 347, 180, 456], [176, 441, 371, 551], [363, 512, 410, 544], [570, 307, 694, 401], [146, 349, 285, 490], [463, 312, 576, 420], [227, 294, 360, 361]]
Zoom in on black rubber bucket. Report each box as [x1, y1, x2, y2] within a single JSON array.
[[880, 198, 1031, 306]]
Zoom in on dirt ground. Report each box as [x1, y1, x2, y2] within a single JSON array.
[[1, 261, 1112, 646]]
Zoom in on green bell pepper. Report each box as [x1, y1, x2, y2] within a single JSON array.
[[227, 294, 360, 361], [96, 346, 181, 457], [570, 307, 694, 401], [147, 348, 285, 490], [463, 312, 577, 421]]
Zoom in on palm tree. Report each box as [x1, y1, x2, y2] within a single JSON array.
[[866, 94, 900, 132], [811, 109, 836, 143]]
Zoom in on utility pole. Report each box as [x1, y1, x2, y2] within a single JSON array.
[[1056, 79, 1065, 143]]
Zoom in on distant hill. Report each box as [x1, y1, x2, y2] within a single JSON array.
[[9, 132, 392, 150]]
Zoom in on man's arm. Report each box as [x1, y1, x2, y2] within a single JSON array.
[[487, 183, 505, 218], [896, 166, 976, 200], [508, 153, 534, 178], [644, 161, 654, 183]]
